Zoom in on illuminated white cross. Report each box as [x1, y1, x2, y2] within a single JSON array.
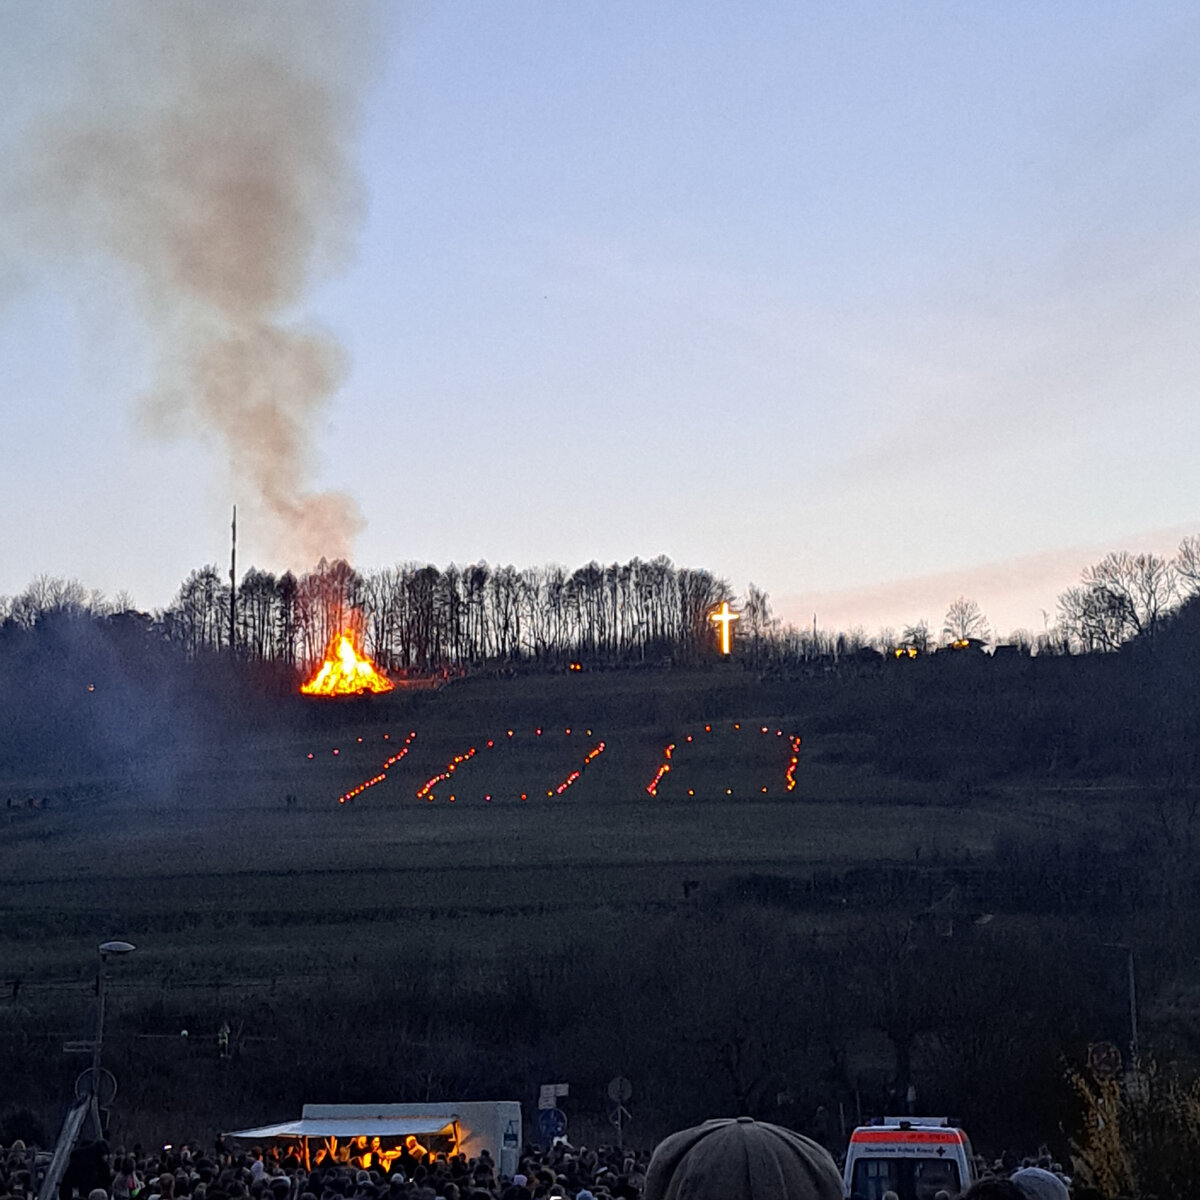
[[710, 600, 740, 655]]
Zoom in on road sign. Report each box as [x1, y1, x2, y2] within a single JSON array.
[[537, 1107, 567, 1141], [607, 1076, 632, 1103], [1089, 1041, 1123, 1081], [75, 1067, 117, 1107], [538, 1082, 569, 1109]]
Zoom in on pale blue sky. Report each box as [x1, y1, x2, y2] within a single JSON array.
[[2, 2, 1198, 636]]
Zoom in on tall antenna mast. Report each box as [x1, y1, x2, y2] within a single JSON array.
[[229, 505, 237, 654]]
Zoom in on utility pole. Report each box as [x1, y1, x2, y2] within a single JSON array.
[[229, 505, 237, 654]]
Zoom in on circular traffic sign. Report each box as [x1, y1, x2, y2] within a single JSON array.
[[607, 1076, 632, 1103], [1089, 1041, 1123, 1081], [75, 1067, 118, 1106], [537, 1107, 567, 1140]]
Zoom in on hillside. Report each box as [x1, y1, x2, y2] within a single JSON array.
[[2, 627, 1199, 1157]]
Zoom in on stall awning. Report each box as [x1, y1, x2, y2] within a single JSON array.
[[226, 1117, 457, 1140]]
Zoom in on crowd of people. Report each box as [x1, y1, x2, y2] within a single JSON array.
[[0, 1124, 1099, 1200], [0, 1136, 650, 1200]]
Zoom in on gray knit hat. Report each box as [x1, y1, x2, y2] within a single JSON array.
[[1010, 1167, 1069, 1200], [644, 1117, 841, 1200]]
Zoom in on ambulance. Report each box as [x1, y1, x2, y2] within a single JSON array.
[[843, 1117, 976, 1200]]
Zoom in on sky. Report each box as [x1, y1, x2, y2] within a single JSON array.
[[2, 1, 1198, 639]]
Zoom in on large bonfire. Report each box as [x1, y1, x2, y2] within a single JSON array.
[[301, 627, 394, 696]]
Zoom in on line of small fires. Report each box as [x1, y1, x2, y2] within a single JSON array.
[[309, 722, 801, 805], [645, 724, 802, 796]]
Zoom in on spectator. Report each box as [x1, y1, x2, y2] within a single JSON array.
[[957, 1183, 1023, 1200], [1009, 1168, 1069, 1200], [644, 1118, 841, 1200], [112, 1157, 142, 1200]]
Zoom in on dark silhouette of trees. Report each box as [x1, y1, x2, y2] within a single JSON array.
[[1058, 551, 1177, 651], [742, 584, 773, 666], [169, 565, 230, 656], [168, 555, 730, 672], [942, 596, 989, 644], [1177, 535, 1200, 597], [8, 530, 1200, 678]]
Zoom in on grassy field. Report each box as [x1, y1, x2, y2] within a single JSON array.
[[1, 668, 1110, 981]]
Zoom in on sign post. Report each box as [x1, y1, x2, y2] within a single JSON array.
[[607, 1076, 633, 1147], [537, 1083, 569, 1146]]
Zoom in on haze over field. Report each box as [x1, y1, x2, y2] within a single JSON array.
[[1, 2, 1198, 635]]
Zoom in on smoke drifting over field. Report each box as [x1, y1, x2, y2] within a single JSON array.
[[8, 1, 377, 563]]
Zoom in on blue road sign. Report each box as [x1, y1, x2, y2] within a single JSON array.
[[537, 1107, 567, 1140]]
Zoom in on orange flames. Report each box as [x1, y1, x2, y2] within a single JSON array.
[[301, 629, 394, 696]]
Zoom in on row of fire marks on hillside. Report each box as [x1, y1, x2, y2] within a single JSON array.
[[305, 730, 418, 803], [644, 724, 802, 797], [307, 727, 609, 805], [306, 721, 802, 805], [334, 731, 417, 804], [414, 728, 608, 803]]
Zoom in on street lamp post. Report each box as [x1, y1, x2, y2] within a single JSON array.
[[93, 940, 135, 1082], [38, 942, 135, 1200], [87, 941, 135, 1136]]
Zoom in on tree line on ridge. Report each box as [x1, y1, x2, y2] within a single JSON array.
[[1, 535, 1198, 672]]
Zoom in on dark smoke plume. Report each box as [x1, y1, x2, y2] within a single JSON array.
[[8, 1, 378, 564]]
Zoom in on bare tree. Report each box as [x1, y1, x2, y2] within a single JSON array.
[[1109, 551, 1176, 637], [6, 575, 92, 627], [544, 564, 566, 659], [237, 567, 281, 661], [678, 567, 730, 660], [1057, 584, 1127, 652], [168, 565, 229, 656], [1177, 535, 1200, 598], [901, 620, 930, 653], [942, 596, 989, 645], [296, 558, 362, 663], [361, 567, 401, 667], [1058, 551, 1177, 650], [742, 583, 773, 664], [275, 570, 299, 665]]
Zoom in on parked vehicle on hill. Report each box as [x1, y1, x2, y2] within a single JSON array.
[[843, 1117, 976, 1200]]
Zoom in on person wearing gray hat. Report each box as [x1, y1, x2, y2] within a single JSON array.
[[644, 1117, 841, 1200], [1009, 1167, 1069, 1200]]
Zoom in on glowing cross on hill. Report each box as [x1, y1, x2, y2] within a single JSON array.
[[709, 600, 740, 655]]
